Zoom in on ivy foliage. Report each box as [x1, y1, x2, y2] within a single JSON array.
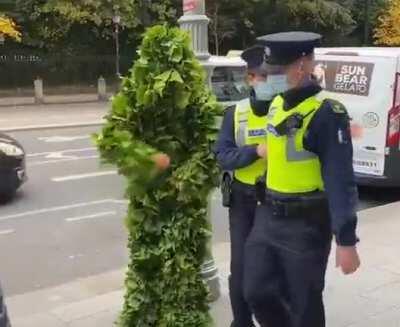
[[96, 25, 221, 327]]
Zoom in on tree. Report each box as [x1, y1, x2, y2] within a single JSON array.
[[206, 0, 356, 55], [374, 0, 400, 45], [15, 0, 179, 52], [0, 15, 21, 41], [96, 25, 221, 326], [284, 0, 355, 34], [339, 0, 387, 45], [207, 0, 237, 55]]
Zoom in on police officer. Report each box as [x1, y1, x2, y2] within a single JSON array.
[[243, 32, 361, 327], [214, 45, 289, 327]]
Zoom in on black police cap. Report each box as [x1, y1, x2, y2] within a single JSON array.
[[256, 32, 322, 65], [240, 45, 268, 70]]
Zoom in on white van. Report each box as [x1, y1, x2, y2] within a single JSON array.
[[208, 55, 248, 108], [314, 48, 400, 187]]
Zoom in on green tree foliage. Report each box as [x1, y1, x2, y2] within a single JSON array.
[[344, 0, 387, 45], [96, 25, 221, 326], [284, 0, 355, 33], [15, 0, 179, 52], [9, 0, 388, 56], [206, 0, 356, 54]]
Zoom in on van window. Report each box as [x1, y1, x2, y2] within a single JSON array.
[[211, 67, 249, 102]]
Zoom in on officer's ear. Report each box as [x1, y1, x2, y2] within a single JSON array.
[[301, 54, 315, 74], [286, 59, 303, 87], [247, 72, 256, 86], [287, 55, 313, 87]]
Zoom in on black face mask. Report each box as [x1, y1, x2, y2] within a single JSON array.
[[250, 89, 271, 117]]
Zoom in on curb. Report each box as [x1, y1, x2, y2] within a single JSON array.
[[0, 100, 108, 109], [1, 121, 105, 133], [0, 95, 113, 108]]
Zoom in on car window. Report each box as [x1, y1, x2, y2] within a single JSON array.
[[211, 67, 249, 102]]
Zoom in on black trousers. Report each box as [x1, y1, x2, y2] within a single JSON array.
[[243, 203, 331, 327], [228, 182, 257, 327]]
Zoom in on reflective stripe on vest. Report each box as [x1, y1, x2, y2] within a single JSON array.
[[266, 95, 324, 193], [235, 99, 250, 147], [287, 135, 317, 161], [233, 99, 268, 185]]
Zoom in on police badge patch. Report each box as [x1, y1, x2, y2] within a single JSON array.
[[248, 129, 267, 137]]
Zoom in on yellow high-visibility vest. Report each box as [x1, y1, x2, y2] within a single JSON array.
[[266, 95, 324, 193], [233, 99, 268, 185]]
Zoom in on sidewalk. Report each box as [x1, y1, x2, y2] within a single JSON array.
[[0, 94, 112, 108], [6, 200, 400, 326], [0, 102, 108, 132]]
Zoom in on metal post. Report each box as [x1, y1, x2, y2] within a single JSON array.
[[178, 0, 220, 302], [34, 77, 44, 104], [116, 25, 120, 76], [178, 0, 210, 60], [98, 76, 107, 101], [113, 15, 121, 77]]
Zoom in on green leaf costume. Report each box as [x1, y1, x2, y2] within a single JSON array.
[[96, 25, 221, 327]]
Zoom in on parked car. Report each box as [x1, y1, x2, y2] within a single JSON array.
[[0, 132, 26, 201], [208, 55, 248, 193], [209, 55, 249, 108]]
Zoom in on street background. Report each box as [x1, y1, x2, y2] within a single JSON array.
[[0, 101, 399, 326], [2, 0, 400, 326]]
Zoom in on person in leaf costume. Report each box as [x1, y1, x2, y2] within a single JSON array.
[[96, 25, 221, 326]]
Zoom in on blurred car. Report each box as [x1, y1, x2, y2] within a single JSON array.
[[0, 132, 26, 201], [210, 56, 249, 108]]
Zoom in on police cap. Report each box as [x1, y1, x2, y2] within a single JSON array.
[[240, 45, 268, 72], [256, 32, 322, 65]]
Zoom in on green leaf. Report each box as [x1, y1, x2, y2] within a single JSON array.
[[169, 44, 183, 63], [154, 70, 172, 96], [143, 89, 154, 106], [112, 93, 129, 117], [174, 86, 191, 110], [169, 70, 184, 84]]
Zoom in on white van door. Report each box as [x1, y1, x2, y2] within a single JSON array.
[[314, 54, 397, 178]]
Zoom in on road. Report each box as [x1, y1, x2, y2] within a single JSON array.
[[0, 126, 126, 296], [0, 125, 399, 297]]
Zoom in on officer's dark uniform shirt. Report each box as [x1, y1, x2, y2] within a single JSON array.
[[280, 82, 359, 246], [256, 31, 359, 247], [214, 91, 270, 172]]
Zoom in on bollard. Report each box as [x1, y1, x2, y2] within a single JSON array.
[[98, 76, 107, 101], [34, 78, 44, 104]]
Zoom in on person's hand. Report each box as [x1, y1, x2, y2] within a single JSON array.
[[256, 144, 267, 159], [336, 246, 360, 275], [350, 123, 363, 140], [152, 153, 170, 171]]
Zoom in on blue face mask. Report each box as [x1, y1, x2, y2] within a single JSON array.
[[253, 80, 275, 101], [253, 75, 290, 101], [269, 74, 290, 94]]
